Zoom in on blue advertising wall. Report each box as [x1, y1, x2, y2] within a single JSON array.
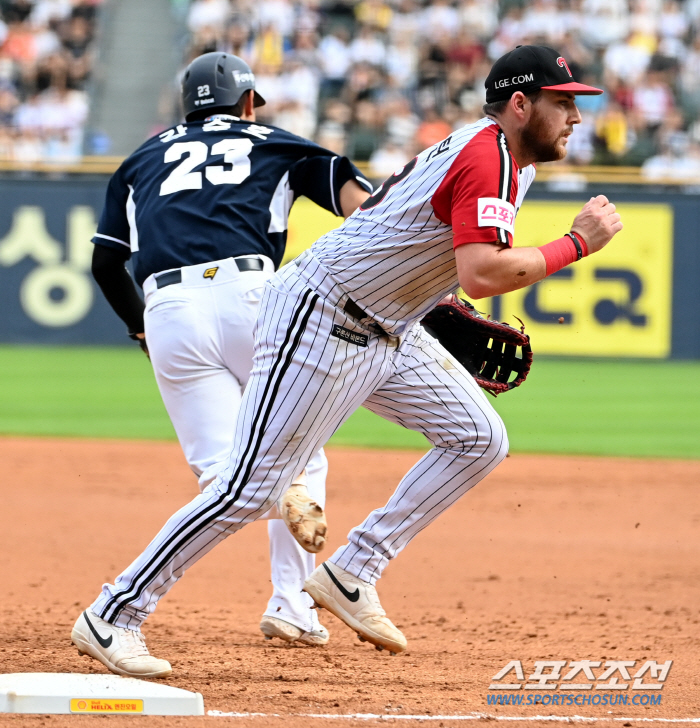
[[0, 177, 126, 344], [0, 175, 698, 357]]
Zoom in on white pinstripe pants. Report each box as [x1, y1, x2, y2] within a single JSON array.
[[92, 261, 508, 629]]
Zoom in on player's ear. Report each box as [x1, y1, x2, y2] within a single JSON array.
[[510, 92, 529, 121], [244, 90, 256, 121]]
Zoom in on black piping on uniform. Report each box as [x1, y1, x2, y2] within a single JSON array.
[[99, 288, 319, 623], [496, 130, 513, 245]]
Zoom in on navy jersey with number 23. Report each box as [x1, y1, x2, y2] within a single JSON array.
[[93, 115, 370, 286]]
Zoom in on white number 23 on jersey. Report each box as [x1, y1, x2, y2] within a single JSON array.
[[159, 138, 253, 196]]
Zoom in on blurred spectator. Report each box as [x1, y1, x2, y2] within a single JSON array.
[[415, 107, 451, 150], [316, 98, 350, 154], [369, 138, 411, 177], [319, 25, 350, 98], [384, 95, 420, 148], [680, 35, 700, 117], [386, 34, 419, 89], [456, 0, 498, 41], [633, 70, 675, 129], [0, 0, 100, 161], [604, 32, 652, 86], [566, 111, 596, 164], [581, 2, 629, 48], [642, 134, 700, 180], [421, 0, 459, 40], [354, 0, 392, 33], [187, 0, 229, 33], [658, 0, 688, 39], [521, 0, 566, 44], [349, 24, 386, 67], [595, 101, 631, 160], [388, 0, 422, 44], [254, 0, 296, 38], [346, 98, 382, 161], [160, 0, 700, 180]]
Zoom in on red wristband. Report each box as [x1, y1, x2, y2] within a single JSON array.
[[538, 232, 589, 276]]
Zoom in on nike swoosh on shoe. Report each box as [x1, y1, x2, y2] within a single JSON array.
[[323, 562, 360, 602], [83, 611, 113, 648]]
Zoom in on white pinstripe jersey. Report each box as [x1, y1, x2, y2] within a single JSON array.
[[310, 117, 537, 336]]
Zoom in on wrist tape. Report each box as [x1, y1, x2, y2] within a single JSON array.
[[538, 231, 589, 276]]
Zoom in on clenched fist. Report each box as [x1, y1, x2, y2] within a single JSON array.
[[570, 195, 623, 254]]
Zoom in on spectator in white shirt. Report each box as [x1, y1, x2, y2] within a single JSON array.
[[659, 0, 688, 38], [457, 0, 498, 41], [386, 35, 419, 90], [633, 70, 674, 128], [388, 0, 422, 44], [421, 0, 459, 41], [319, 26, 352, 83], [254, 0, 296, 40], [349, 25, 387, 68], [187, 0, 231, 34], [604, 33, 651, 84], [521, 0, 566, 44]]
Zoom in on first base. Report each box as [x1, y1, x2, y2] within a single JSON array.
[[0, 673, 204, 715]]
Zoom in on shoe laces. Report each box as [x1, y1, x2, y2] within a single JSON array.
[[121, 628, 150, 657], [364, 583, 387, 617]]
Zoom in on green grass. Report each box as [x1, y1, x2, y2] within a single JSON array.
[[0, 346, 697, 459], [491, 358, 700, 459], [0, 346, 176, 440]]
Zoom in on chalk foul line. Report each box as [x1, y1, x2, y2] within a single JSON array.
[[207, 711, 700, 723]]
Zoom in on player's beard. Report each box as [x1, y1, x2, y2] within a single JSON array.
[[520, 104, 571, 163]]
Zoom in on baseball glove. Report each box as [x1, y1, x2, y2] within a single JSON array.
[[421, 295, 533, 396]]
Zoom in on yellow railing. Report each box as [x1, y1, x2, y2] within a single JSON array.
[[0, 157, 697, 186], [532, 164, 699, 186], [0, 156, 125, 174]]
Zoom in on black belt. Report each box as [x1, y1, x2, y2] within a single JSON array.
[[343, 297, 370, 321], [343, 297, 389, 336], [155, 258, 264, 289]]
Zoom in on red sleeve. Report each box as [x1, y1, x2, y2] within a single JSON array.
[[431, 124, 519, 249]]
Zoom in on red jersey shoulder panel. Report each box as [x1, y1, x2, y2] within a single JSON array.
[[431, 123, 519, 248]]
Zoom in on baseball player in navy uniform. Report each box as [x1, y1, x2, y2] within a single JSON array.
[[74, 53, 371, 675], [73, 46, 622, 672]]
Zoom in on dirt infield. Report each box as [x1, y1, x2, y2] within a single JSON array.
[[1, 437, 699, 727]]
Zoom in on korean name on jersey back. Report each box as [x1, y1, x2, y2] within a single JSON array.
[[92, 117, 352, 287]]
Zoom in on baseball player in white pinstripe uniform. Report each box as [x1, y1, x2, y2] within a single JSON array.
[[72, 46, 623, 673]]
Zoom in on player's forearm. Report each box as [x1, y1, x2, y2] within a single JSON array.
[[339, 179, 370, 218], [455, 196, 623, 300], [456, 244, 547, 299], [91, 246, 145, 334]]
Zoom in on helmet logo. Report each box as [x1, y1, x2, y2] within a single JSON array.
[[557, 57, 572, 78], [233, 70, 255, 85]]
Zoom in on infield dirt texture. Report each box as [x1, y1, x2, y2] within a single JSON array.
[[1, 437, 699, 727]]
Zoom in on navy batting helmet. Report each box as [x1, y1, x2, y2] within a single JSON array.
[[181, 52, 265, 120]]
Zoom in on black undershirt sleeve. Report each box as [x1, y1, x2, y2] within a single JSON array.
[[91, 244, 145, 336], [289, 155, 370, 216]]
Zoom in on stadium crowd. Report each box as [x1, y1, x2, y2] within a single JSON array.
[[3, 0, 700, 176], [182, 0, 700, 178], [0, 0, 101, 161]]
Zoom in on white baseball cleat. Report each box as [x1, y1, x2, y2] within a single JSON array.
[[71, 610, 172, 678], [303, 562, 407, 654], [277, 484, 327, 553], [259, 615, 330, 646]]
